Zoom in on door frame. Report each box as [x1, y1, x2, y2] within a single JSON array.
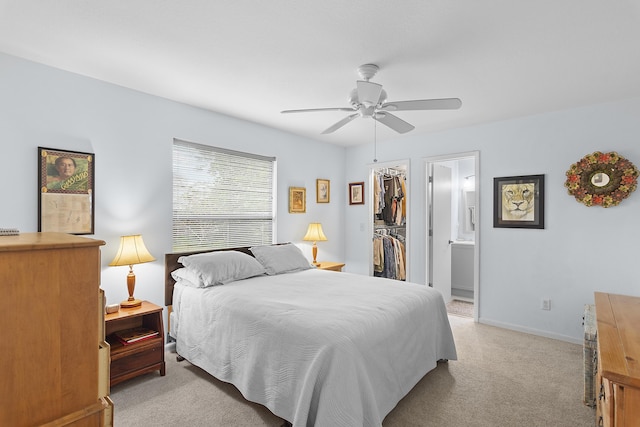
[[424, 151, 479, 321], [368, 159, 411, 281]]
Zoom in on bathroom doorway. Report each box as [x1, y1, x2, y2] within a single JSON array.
[[425, 152, 479, 321]]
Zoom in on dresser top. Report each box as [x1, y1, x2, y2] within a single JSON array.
[[595, 292, 640, 387], [0, 232, 105, 252]]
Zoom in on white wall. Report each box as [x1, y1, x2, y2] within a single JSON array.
[[3, 51, 640, 344], [0, 53, 345, 325], [345, 98, 640, 342]]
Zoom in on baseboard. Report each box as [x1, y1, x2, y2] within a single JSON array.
[[478, 317, 582, 345], [165, 341, 177, 352]]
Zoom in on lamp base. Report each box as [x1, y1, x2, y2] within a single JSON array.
[[312, 243, 318, 265], [120, 298, 142, 308]]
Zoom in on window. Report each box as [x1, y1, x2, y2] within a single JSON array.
[[172, 139, 276, 251]]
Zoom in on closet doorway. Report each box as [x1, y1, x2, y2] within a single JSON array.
[[369, 160, 410, 281], [425, 152, 479, 321]]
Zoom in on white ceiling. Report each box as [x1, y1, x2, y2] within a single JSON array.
[[1, 1, 640, 146]]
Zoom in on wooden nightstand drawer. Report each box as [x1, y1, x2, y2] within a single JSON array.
[[110, 339, 163, 378]]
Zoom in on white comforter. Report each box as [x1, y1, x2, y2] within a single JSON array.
[[172, 269, 457, 427]]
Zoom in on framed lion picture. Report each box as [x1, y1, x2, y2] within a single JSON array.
[[493, 174, 544, 229]]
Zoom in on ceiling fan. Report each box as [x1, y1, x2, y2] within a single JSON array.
[[281, 64, 462, 134]]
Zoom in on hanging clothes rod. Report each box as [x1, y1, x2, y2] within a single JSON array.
[[375, 167, 404, 177]]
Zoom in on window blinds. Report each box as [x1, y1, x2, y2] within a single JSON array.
[[172, 139, 276, 252]]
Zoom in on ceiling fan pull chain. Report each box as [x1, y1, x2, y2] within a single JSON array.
[[373, 119, 378, 163]]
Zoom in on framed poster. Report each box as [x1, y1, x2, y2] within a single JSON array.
[[349, 182, 364, 205], [316, 179, 330, 203], [38, 147, 95, 234], [493, 174, 544, 229], [289, 187, 306, 213]]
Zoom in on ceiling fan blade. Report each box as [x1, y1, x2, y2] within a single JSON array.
[[321, 113, 359, 134], [381, 98, 462, 111], [281, 107, 355, 114], [357, 80, 383, 106], [374, 112, 415, 134]]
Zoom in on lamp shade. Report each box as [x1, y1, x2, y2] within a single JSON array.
[[109, 234, 156, 267], [303, 223, 327, 242]]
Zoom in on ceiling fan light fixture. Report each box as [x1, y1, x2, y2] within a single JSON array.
[[348, 89, 359, 107], [378, 89, 387, 106], [357, 80, 383, 106]]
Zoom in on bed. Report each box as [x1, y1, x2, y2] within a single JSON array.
[[165, 244, 457, 427]]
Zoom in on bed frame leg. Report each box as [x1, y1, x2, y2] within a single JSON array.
[[438, 359, 449, 363], [281, 421, 292, 427], [176, 354, 185, 362]]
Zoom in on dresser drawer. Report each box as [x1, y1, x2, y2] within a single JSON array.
[[110, 340, 163, 378]]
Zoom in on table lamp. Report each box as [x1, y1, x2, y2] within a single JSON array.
[[303, 223, 327, 266], [109, 234, 156, 308]]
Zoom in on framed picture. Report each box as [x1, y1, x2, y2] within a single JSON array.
[[289, 187, 306, 213], [316, 179, 330, 203], [493, 174, 544, 229], [38, 147, 95, 234], [349, 182, 365, 205]]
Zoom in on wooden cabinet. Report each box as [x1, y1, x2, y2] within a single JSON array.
[[0, 232, 112, 426], [105, 301, 165, 386], [594, 292, 640, 427], [316, 262, 345, 272]]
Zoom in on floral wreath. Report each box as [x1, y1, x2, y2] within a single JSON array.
[[565, 151, 638, 208]]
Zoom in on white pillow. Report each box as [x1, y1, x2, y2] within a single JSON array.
[[177, 250, 266, 287], [171, 267, 205, 288], [250, 243, 312, 275]]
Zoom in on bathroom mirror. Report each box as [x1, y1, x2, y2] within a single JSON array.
[[463, 190, 476, 233], [565, 151, 638, 208]]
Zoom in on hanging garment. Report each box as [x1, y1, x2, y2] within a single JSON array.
[[373, 236, 384, 273], [374, 175, 381, 215], [378, 174, 386, 214], [382, 237, 396, 279], [382, 178, 394, 224], [401, 177, 407, 219], [395, 199, 403, 226], [394, 239, 406, 280], [373, 234, 406, 280]]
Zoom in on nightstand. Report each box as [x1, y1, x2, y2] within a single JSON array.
[[105, 300, 166, 386], [316, 262, 345, 272]]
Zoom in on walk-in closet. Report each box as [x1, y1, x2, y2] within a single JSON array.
[[372, 163, 408, 281]]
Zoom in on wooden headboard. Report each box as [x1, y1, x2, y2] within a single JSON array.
[[164, 246, 254, 306]]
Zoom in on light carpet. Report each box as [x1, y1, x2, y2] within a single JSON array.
[[446, 299, 474, 318], [111, 316, 595, 426]]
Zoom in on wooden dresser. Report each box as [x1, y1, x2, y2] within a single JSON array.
[[0, 232, 113, 426], [594, 292, 640, 427]]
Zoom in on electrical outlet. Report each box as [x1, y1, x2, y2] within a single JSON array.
[[541, 298, 551, 310]]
